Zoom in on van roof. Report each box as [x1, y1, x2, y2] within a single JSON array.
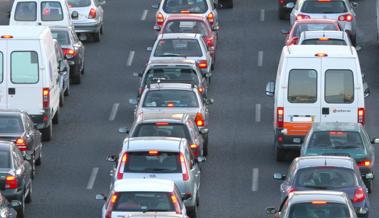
[[0, 26, 50, 40], [284, 45, 357, 58]]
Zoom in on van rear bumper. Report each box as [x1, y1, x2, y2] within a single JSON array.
[[275, 129, 304, 150], [30, 113, 50, 129]]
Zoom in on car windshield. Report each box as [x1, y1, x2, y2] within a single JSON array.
[[163, 20, 209, 35], [295, 167, 357, 189], [0, 116, 24, 134], [144, 68, 200, 86], [301, 0, 348, 14], [308, 131, 365, 150], [163, 0, 208, 13], [289, 202, 350, 218], [143, 90, 199, 107], [301, 38, 347, 45], [0, 150, 10, 169], [125, 152, 181, 173], [67, 0, 91, 7], [114, 192, 175, 212], [51, 30, 71, 46], [293, 23, 339, 37], [154, 39, 203, 57], [132, 123, 189, 139]]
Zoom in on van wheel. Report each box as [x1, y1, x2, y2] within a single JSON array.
[[36, 150, 42, 166], [275, 141, 286, 162], [64, 82, 70, 96], [72, 70, 81, 84], [59, 93, 64, 107], [25, 182, 32, 203], [52, 110, 59, 125], [41, 123, 52, 142]]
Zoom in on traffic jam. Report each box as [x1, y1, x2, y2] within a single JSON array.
[[0, 0, 377, 217]]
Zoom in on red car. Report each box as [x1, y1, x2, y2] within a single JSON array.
[[283, 19, 341, 45], [155, 15, 218, 66]]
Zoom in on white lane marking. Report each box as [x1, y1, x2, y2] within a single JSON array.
[[255, 103, 261, 122], [141, 9, 148, 21], [260, 9, 265, 22], [127, 50, 135, 66], [258, 51, 264, 67], [86, 167, 99, 190], [252, 168, 259, 192], [109, 103, 120, 121]]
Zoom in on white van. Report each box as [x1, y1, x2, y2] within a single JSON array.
[[0, 26, 60, 141], [265, 45, 369, 161], [10, 0, 73, 27]]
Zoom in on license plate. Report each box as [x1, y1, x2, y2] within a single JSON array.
[[292, 116, 312, 122], [293, 138, 301, 143]]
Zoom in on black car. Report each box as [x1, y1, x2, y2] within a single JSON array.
[[278, 0, 296, 20], [0, 192, 18, 218], [0, 110, 42, 178], [0, 141, 32, 218], [51, 26, 86, 84]]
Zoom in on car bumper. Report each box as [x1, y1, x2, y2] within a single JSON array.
[[275, 129, 304, 150], [73, 21, 101, 33], [2, 189, 23, 202]]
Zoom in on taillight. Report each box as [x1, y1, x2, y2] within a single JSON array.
[[190, 144, 199, 157], [287, 186, 296, 194], [207, 12, 214, 25], [289, 37, 299, 45], [338, 14, 353, 22], [138, 87, 144, 95], [194, 113, 205, 127], [358, 108, 365, 125], [43, 88, 50, 109], [276, 107, 284, 128], [5, 176, 17, 189], [62, 48, 76, 59], [197, 60, 208, 69], [197, 87, 205, 94], [117, 153, 128, 180], [296, 14, 310, 20], [157, 12, 164, 26], [358, 160, 371, 167], [105, 192, 118, 218], [179, 153, 189, 181], [353, 187, 365, 203], [206, 37, 214, 47], [170, 192, 181, 214], [88, 8, 97, 19], [15, 138, 27, 151], [279, 0, 285, 4]]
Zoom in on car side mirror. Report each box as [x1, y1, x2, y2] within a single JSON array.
[[96, 194, 107, 201], [205, 98, 214, 105], [118, 127, 129, 134], [371, 137, 379, 144], [365, 173, 374, 180], [181, 193, 192, 200], [351, 2, 358, 8], [285, 2, 295, 9], [106, 154, 118, 162], [71, 11, 79, 19], [265, 207, 278, 214], [147, 47, 153, 52], [98, 0, 106, 6], [363, 82, 370, 97], [273, 173, 286, 180], [133, 72, 143, 77], [281, 29, 289, 35], [200, 128, 209, 134], [212, 25, 220, 31], [196, 156, 206, 163], [129, 98, 137, 105], [153, 25, 161, 31], [152, 2, 159, 9], [265, 81, 275, 96]]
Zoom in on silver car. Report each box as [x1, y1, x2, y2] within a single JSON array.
[[107, 137, 202, 218], [288, 0, 358, 45], [67, 0, 105, 42]]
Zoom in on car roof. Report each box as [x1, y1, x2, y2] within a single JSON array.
[[123, 137, 186, 152], [0, 26, 50, 39], [149, 83, 195, 90], [159, 33, 200, 39], [284, 45, 357, 58], [295, 155, 355, 169], [311, 122, 361, 132], [289, 191, 348, 204], [114, 179, 175, 192], [147, 59, 197, 67], [300, 31, 348, 40], [294, 19, 339, 24], [137, 113, 189, 123]]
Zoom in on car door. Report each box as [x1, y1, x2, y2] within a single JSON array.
[[185, 146, 200, 192], [0, 44, 7, 110], [14, 147, 31, 185], [24, 113, 42, 157], [70, 29, 84, 70]]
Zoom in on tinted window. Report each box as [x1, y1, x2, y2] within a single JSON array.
[[0, 151, 10, 168], [308, 131, 364, 150], [11, 51, 39, 84], [0, 116, 24, 134], [41, 1, 63, 21], [295, 167, 357, 188], [143, 90, 199, 107], [301, 39, 347, 45], [132, 123, 189, 139], [163, 0, 208, 13], [154, 39, 203, 57], [163, 20, 208, 35], [15, 2, 37, 21], [125, 152, 181, 173], [51, 30, 71, 46], [0, 52, 3, 83], [288, 69, 317, 103], [114, 192, 175, 212], [289, 202, 350, 218], [301, 0, 347, 13], [67, 0, 91, 7], [325, 70, 354, 103], [293, 23, 339, 37], [144, 68, 199, 86]]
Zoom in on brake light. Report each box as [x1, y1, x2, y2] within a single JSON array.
[[89, 8, 97, 19], [155, 122, 169, 126], [279, 0, 285, 4], [15, 138, 27, 151], [117, 153, 128, 180], [319, 37, 329, 41], [167, 102, 175, 107], [207, 12, 214, 25], [180, 10, 190, 14], [287, 186, 296, 194], [318, 0, 330, 2], [312, 201, 327, 204], [315, 52, 328, 57], [276, 107, 284, 128], [198, 87, 205, 94], [197, 60, 208, 69], [338, 14, 353, 22], [353, 187, 365, 203], [206, 37, 214, 47], [148, 150, 159, 155], [296, 14, 310, 20], [190, 144, 199, 157], [195, 113, 204, 127], [358, 108, 365, 125], [62, 48, 76, 59], [1, 35, 13, 39], [179, 153, 189, 181], [358, 160, 371, 167], [105, 192, 118, 218], [5, 176, 17, 189], [170, 192, 181, 214], [43, 88, 50, 109], [157, 12, 164, 26]]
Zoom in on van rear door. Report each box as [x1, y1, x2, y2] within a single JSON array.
[[0, 41, 8, 109], [320, 57, 358, 123]]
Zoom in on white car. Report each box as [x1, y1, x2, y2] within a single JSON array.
[[298, 30, 352, 46]]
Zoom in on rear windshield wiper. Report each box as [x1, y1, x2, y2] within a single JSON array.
[[302, 185, 329, 189], [160, 53, 181, 57], [142, 168, 172, 172]]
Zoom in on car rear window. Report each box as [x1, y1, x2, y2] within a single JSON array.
[[293, 23, 339, 37], [0, 116, 24, 134], [301, 0, 347, 14], [288, 69, 317, 103], [308, 131, 365, 150], [289, 202, 350, 218], [295, 167, 357, 188], [51, 30, 71, 46], [163, 20, 208, 35], [325, 70, 354, 103], [301, 38, 347, 45], [114, 192, 175, 212], [143, 90, 199, 107], [14, 2, 37, 21], [41, 1, 63, 21], [11, 51, 39, 84], [154, 39, 203, 57], [67, 0, 91, 7], [0, 151, 10, 169], [125, 152, 181, 173], [144, 68, 200, 86], [163, 0, 208, 13], [132, 123, 189, 139]]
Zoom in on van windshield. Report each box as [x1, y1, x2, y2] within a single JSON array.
[[15, 2, 37, 21]]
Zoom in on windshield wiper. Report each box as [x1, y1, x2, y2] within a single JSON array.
[[303, 185, 329, 189], [160, 53, 180, 57], [142, 208, 171, 213], [143, 168, 171, 172], [335, 145, 360, 149]]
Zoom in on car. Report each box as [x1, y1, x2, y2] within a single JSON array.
[[273, 156, 370, 218], [0, 192, 19, 218], [278, 0, 296, 20], [288, 0, 358, 45], [149, 33, 213, 73], [50, 26, 86, 84], [301, 122, 378, 193], [119, 113, 208, 157], [218, 0, 233, 8], [54, 39, 71, 106], [298, 30, 352, 45], [153, 0, 219, 29], [97, 179, 188, 218], [134, 59, 210, 99], [67, 0, 105, 42], [282, 19, 341, 45], [0, 141, 32, 218], [0, 110, 43, 178], [107, 137, 203, 217], [155, 15, 219, 65], [266, 190, 358, 218]]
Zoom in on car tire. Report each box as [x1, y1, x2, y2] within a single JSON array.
[[279, 7, 286, 20], [364, 179, 372, 194], [275, 140, 286, 161], [16, 196, 25, 218], [36, 150, 42, 166], [220, 0, 233, 8], [64, 82, 71, 96], [41, 122, 52, 142], [81, 65, 85, 75], [92, 31, 101, 42], [59, 93, 64, 107], [52, 110, 59, 125], [351, 34, 357, 47], [72, 65, 81, 84], [203, 134, 208, 157], [188, 205, 198, 218], [30, 155, 36, 179], [211, 63, 215, 71], [25, 182, 32, 203]]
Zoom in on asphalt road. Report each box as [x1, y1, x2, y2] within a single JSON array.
[[1, 0, 379, 217]]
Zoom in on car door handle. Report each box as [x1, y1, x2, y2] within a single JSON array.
[[322, 107, 329, 115], [8, 88, 15, 95]]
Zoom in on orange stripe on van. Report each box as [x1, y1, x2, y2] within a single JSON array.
[[283, 122, 312, 136]]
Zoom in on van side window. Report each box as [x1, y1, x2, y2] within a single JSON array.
[[288, 69, 317, 103], [11, 51, 39, 84], [0, 52, 3, 83], [15, 2, 37, 21], [41, 1, 64, 21], [325, 69, 354, 103]]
